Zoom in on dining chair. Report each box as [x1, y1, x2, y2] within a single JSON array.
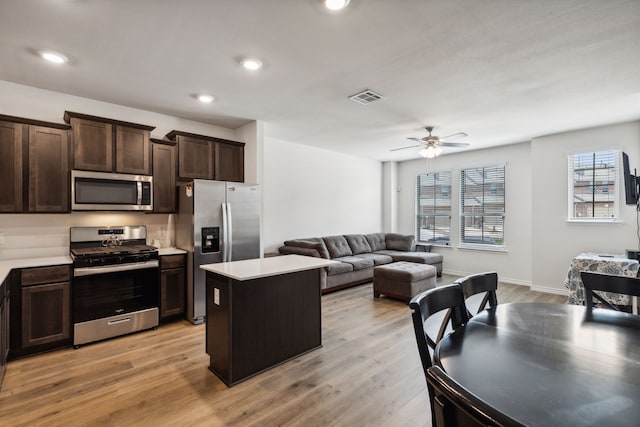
[[426, 366, 525, 427], [580, 271, 640, 313], [455, 271, 498, 317], [409, 283, 470, 375]]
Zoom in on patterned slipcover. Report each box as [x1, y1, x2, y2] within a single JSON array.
[[564, 253, 640, 306]]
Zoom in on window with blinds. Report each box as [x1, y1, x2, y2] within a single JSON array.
[[460, 165, 505, 248], [568, 150, 618, 221], [416, 171, 452, 245]]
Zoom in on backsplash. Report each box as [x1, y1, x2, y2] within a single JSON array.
[[0, 213, 175, 260]]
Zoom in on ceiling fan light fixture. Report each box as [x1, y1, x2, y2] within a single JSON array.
[[420, 145, 437, 159]]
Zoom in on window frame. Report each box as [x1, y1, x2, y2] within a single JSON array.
[[459, 164, 506, 251], [567, 150, 620, 223], [416, 170, 453, 247]]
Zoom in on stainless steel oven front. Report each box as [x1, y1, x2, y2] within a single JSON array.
[[73, 260, 159, 346]]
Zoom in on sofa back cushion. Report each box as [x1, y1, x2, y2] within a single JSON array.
[[385, 233, 415, 251], [345, 234, 372, 255], [366, 233, 387, 252], [322, 235, 353, 258], [283, 238, 330, 259]]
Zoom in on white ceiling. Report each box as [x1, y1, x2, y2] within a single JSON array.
[[1, 0, 639, 161]]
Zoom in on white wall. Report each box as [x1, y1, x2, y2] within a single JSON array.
[[395, 120, 640, 294], [531, 121, 640, 293], [262, 138, 382, 254], [381, 161, 398, 233], [397, 142, 533, 286]]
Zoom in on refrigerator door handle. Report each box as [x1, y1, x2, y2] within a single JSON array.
[[227, 202, 233, 261], [221, 202, 229, 262]]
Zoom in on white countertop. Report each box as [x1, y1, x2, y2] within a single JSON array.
[[200, 255, 338, 281], [158, 247, 187, 256], [0, 256, 73, 284]]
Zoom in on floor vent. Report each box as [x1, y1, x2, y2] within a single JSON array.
[[349, 89, 384, 105]]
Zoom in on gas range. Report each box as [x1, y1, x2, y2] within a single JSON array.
[[70, 226, 159, 268], [69, 225, 160, 347]]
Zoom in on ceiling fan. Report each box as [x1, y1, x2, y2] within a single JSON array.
[[391, 126, 469, 158]]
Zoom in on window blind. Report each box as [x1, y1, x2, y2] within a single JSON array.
[[568, 151, 618, 220], [460, 165, 505, 247], [416, 171, 452, 245]]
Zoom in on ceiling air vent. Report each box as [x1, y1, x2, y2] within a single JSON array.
[[349, 89, 384, 105]]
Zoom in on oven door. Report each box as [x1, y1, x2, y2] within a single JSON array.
[[73, 260, 159, 346]]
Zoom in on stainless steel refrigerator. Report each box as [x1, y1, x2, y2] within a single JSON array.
[[176, 180, 261, 324]]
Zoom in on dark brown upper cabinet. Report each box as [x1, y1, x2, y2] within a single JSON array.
[[0, 115, 71, 213], [0, 120, 23, 212], [166, 130, 244, 182], [151, 139, 177, 213], [28, 126, 70, 212], [64, 111, 154, 175]]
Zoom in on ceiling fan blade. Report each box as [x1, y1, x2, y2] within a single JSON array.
[[439, 142, 470, 148], [441, 132, 468, 140], [390, 144, 422, 152], [407, 137, 423, 143]]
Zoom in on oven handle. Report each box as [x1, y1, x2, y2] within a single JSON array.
[[74, 260, 159, 277]]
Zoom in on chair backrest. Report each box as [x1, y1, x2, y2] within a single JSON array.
[[456, 271, 498, 316], [409, 284, 469, 375], [580, 271, 640, 312], [426, 366, 525, 427]]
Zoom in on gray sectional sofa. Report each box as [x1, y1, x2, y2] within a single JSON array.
[[278, 233, 443, 293]]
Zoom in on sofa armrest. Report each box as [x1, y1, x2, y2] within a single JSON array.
[[278, 245, 321, 258]]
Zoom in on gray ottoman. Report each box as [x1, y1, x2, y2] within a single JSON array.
[[373, 261, 437, 302]]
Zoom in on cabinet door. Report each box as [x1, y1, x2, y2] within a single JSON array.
[[21, 282, 71, 348], [0, 292, 7, 385], [0, 120, 23, 212], [160, 268, 185, 320], [152, 142, 176, 213], [28, 126, 70, 212], [177, 136, 213, 179], [71, 117, 113, 172], [116, 126, 151, 174], [214, 141, 244, 182]]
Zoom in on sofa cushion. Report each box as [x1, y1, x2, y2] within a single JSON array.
[[345, 234, 372, 255], [322, 235, 353, 258], [334, 256, 375, 271], [353, 253, 394, 266], [385, 251, 443, 265], [385, 233, 415, 252], [284, 238, 330, 259], [365, 233, 387, 252], [326, 261, 353, 275]]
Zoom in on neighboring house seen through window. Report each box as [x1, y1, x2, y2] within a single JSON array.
[[568, 150, 618, 221], [460, 165, 505, 249], [416, 171, 452, 246]]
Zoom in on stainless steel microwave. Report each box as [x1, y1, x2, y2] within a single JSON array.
[[71, 170, 153, 211]]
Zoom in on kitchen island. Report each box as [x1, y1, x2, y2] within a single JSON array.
[[200, 255, 337, 386]]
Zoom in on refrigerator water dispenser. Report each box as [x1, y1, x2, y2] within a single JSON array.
[[201, 227, 220, 253]]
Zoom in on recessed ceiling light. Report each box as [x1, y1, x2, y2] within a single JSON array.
[[197, 94, 215, 104], [40, 51, 68, 64], [240, 57, 262, 71], [324, 0, 350, 11]]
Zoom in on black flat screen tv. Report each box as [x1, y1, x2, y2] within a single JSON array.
[[622, 152, 638, 205]]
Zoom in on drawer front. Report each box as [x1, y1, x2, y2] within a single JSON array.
[[161, 254, 185, 269], [21, 265, 71, 286]]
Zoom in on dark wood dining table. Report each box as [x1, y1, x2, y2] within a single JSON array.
[[434, 302, 640, 427]]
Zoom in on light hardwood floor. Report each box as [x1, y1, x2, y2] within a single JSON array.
[[0, 276, 566, 426]]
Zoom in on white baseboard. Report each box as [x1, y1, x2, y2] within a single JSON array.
[[442, 269, 568, 296]]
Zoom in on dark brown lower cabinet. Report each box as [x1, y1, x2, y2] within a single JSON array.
[[10, 265, 71, 358], [160, 254, 185, 321]]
